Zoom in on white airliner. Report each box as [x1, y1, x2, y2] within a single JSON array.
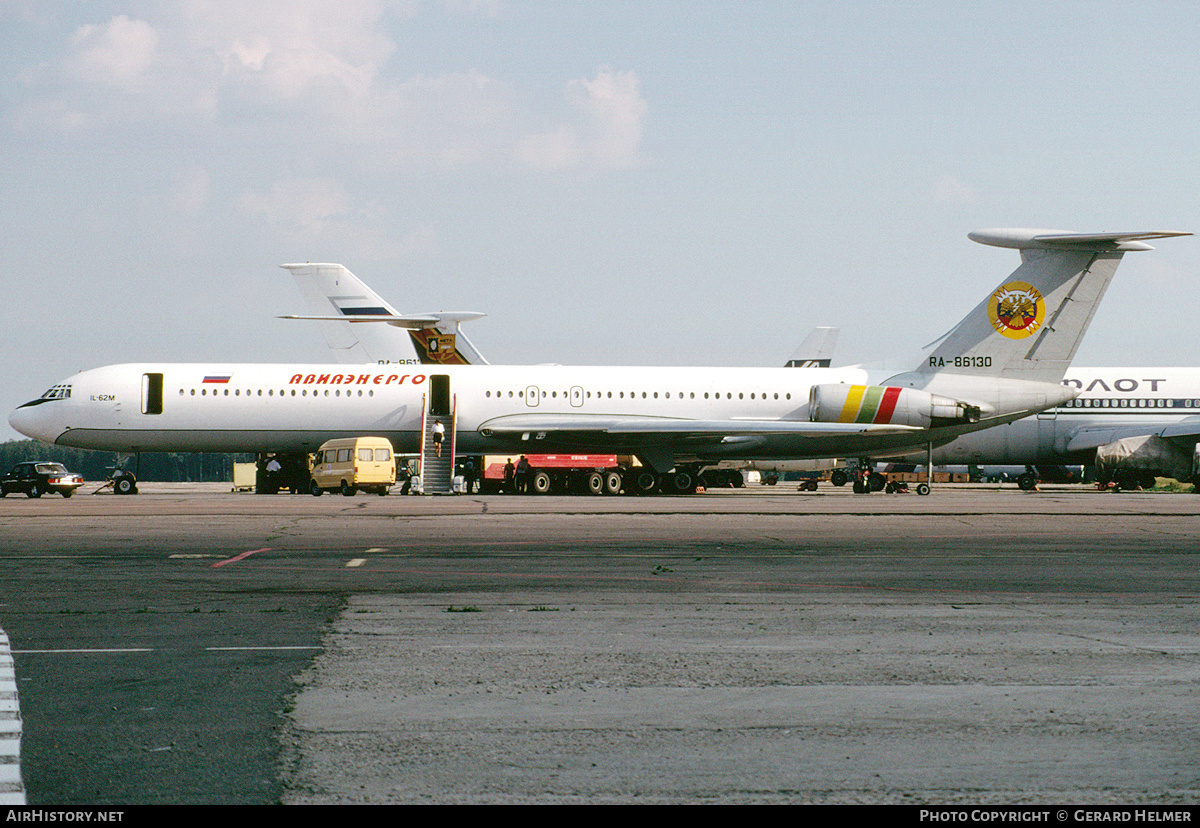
[[9, 229, 1188, 495]]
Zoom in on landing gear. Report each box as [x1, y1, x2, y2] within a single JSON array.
[[918, 443, 933, 496], [666, 470, 694, 494], [112, 471, 138, 495], [633, 470, 659, 495]]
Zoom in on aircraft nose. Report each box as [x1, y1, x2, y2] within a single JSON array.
[[9, 402, 54, 442]]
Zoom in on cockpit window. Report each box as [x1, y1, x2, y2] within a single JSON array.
[[41, 385, 71, 400]]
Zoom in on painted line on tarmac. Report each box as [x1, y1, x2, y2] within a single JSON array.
[[346, 559, 366, 567], [0, 626, 25, 806], [15, 648, 154, 654], [212, 547, 271, 567], [13, 646, 319, 653], [204, 646, 321, 651]]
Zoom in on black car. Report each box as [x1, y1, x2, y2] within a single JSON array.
[[0, 462, 85, 498]]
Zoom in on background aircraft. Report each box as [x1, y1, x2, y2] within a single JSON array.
[[280, 262, 490, 366]]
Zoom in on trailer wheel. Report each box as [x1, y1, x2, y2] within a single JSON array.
[[869, 472, 886, 492], [830, 469, 848, 487], [585, 471, 605, 495], [603, 471, 623, 495], [531, 470, 552, 495]]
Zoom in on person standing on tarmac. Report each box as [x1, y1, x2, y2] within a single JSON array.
[[515, 455, 530, 494], [503, 458, 515, 493], [464, 457, 477, 494]]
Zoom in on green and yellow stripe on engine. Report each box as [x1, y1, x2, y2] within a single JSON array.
[[836, 385, 903, 424]]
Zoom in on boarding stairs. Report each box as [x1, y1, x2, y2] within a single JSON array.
[[419, 395, 456, 495]]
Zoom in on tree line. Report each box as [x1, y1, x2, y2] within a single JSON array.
[[0, 440, 251, 483]]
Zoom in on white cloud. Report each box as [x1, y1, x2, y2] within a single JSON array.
[[187, 0, 399, 104], [518, 69, 648, 170], [65, 15, 158, 89], [569, 69, 647, 168]]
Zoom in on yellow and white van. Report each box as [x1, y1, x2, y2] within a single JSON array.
[[310, 436, 396, 496]]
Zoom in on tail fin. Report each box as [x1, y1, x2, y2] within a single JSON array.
[[785, 327, 839, 367], [279, 263, 489, 365], [916, 230, 1188, 383], [405, 318, 490, 365]]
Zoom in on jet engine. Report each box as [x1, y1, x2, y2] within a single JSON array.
[[809, 384, 981, 428]]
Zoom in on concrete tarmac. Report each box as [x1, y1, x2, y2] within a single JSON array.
[[0, 483, 1197, 804]]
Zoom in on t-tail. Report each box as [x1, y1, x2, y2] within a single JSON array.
[[911, 230, 1189, 383], [833, 229, 1191, 432], [279, 263, 489, 365]]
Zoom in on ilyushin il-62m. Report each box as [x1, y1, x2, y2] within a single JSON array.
[[10, 229, 1187, 495]]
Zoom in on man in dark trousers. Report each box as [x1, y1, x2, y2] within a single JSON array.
[[515, 455, 530, 494]]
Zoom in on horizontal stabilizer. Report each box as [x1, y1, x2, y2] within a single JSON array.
[[279, 311, 486, 330], [969, 229, 1190, 252]]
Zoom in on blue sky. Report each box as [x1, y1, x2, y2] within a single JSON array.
[[3, 1, 1198, 441]]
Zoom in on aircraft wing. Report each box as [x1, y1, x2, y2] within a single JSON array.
[[478, 413, 919, 439], [1064, 418, 1200, 454]]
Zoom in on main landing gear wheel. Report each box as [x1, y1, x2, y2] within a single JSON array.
[[634, 471, 659, 494], [668, 471, 694, 494]]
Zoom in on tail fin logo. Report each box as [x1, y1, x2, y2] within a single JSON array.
[[988, 281, 1045, 339]]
